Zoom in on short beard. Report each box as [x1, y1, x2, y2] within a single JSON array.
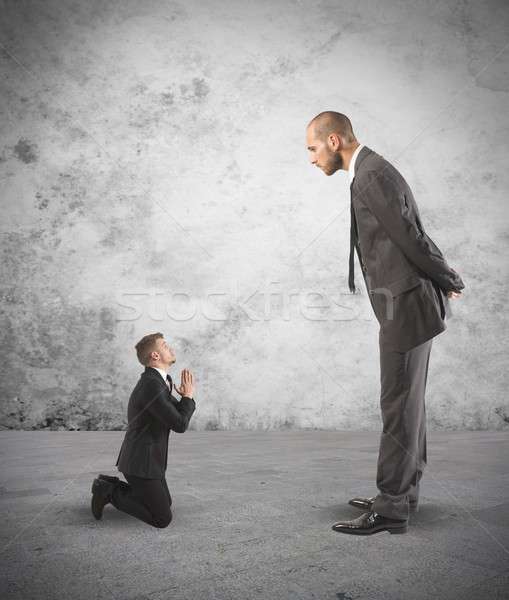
[[323, 151, 342, 175]]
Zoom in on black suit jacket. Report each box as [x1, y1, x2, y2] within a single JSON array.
[[115, 366, 196, 478], [351, 146, 465, 352]]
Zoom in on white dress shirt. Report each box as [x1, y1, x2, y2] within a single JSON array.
[[348, 143, 365, 184], [150, 366, 193, 400], [152, 366, 171, 390]]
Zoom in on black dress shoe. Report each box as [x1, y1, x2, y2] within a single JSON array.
[[332, 511, 408, 535], [348, 496, 418, 512], [98, 474, 120, 484], [91, 478, 114, 520]]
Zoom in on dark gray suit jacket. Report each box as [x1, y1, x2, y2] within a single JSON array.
[[351, 146, 465, 352], [115, 367, 196, 478]]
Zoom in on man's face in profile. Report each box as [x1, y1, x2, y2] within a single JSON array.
[[154, 337, 176, 366], [306, 125, 343, 176]]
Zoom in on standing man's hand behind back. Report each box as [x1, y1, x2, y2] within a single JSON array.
[[447, 268, 463, 299], [175, 369, 195, 399]]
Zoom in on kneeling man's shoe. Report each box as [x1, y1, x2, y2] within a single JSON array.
[[332, 511, 408, 535], [98, 474, 120, 484], [91, 478, 114, 520], [349, 496, 418, 513]]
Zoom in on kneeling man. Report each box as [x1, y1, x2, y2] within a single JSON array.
[[91, 332, 196, 527]]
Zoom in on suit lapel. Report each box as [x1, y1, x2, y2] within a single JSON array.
[[349, 146, 374, 291], [143, 367, 176, 402], [353, 145, 373, 179], [143, 367, 170, 391]]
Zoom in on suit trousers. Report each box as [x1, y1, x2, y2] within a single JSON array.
[[110, 473, 173, 528], [372, 332, 433, 521]]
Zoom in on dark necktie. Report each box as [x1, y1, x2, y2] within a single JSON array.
[[348, 180, 357, 293], [165, 374, 173, 393]]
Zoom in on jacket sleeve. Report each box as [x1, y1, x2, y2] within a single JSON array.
[[144, 380, 196, 433], [358, 170, 465, 292]]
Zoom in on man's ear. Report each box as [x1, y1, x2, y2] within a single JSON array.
[[327, 132, 341, 151]]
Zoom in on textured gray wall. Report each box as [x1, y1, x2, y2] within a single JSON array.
[[1, 1, 508, 431]]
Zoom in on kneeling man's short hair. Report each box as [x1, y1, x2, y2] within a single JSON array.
[[135, 332, 163, 366]]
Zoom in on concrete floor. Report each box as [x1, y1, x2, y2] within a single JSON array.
[[0, 430, 508, 600]]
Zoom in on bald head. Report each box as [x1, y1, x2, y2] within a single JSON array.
[[306, 111, 359, 176], [308, 111, 356, 144]]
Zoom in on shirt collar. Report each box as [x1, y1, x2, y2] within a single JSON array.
[[151, 366, 169, 383], [348, 143, 364, 185]]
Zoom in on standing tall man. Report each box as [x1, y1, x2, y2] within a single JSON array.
[[306, 112, 465, 535]]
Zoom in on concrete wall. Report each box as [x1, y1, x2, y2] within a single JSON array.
[[1, 0, 508, 431]]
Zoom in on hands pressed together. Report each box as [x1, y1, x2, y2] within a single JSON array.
[[174, 369, 195, 399]]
